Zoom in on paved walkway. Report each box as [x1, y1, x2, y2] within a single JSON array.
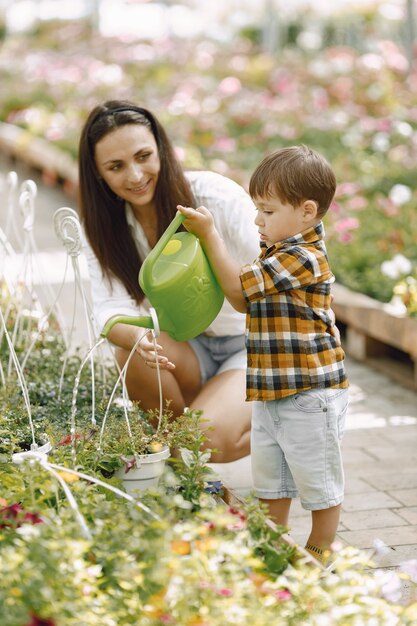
[[1, 154, 417, 574]]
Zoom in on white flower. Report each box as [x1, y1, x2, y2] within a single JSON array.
[[374, 569, 403, 603], [395, 121, 413, 137], [381, 254, 412, 279], [372, 132, 390, 152], [372, 538, 391, 556], [400, 558, 417, 583], [389, 184, 412, 205]]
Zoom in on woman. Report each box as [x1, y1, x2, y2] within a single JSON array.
[[78, 100, 260, 463]]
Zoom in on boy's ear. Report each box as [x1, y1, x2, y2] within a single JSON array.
[[302, 200, 318, 221]]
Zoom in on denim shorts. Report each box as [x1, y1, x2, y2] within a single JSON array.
[[188, 334, 246, 385], [251, 387, 349, 511]]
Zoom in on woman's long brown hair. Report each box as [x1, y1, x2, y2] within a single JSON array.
[[78, 99, 195, 303]]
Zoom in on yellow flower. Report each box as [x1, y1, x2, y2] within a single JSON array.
[[171, 540, 191, 555], [195, 537, 218, 552], [58, 471, 79, 483], [10, 587, 22, 597]]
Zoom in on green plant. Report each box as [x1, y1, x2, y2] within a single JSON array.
[[48, 403, 202, 478], [1, 293, 417, 623], [169, 409, 217, 510]]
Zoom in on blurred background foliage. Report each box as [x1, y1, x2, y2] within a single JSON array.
[[0, 0, 416, 306]]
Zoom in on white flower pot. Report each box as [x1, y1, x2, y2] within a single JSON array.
[[114, 446, 170, 494]]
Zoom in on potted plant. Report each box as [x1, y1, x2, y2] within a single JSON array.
[[51, 403, 204, 495]]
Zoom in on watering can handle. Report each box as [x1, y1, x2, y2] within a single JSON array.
[[100, 307, 160, 339], [146, 211, 185, 262], [100, 211, 189, 340]]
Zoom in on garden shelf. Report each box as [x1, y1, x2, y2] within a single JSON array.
[[333, 283, 417, 391]]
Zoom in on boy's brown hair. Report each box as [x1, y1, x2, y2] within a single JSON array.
[[249, 145, 336, 218]]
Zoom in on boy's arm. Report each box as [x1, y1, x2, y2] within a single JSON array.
[[177, 205, 247, 313]]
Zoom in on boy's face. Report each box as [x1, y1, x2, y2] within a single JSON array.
[[253, 195, 313, 247]]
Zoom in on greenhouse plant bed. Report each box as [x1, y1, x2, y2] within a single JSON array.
[[333, 283, 417, 390]]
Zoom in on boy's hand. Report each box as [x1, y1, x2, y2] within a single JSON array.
[[177, 204, 214, 241]]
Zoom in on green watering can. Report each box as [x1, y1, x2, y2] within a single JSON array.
[[100, 211, 224, 342]]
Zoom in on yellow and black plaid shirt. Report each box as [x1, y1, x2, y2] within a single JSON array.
[[240, 222, 348, 401]]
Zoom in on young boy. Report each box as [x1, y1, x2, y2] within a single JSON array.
[[177, 145, 349, 562]]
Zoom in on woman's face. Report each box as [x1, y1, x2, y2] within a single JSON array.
[[94, 124, 160, 215]]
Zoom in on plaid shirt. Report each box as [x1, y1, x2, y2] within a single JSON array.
[[240, 222, 348, 401]]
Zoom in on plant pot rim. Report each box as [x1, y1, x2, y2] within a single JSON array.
[[134, 445, 170, 464]]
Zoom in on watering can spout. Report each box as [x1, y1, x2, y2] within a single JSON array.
[[100, 210, 224, 343]]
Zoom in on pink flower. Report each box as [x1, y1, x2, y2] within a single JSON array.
[[275, 589, 292, 601], [334, 217, 360, 232], [329, 201, 341, 215], [0, 504, 43, 529], [335, 182, 361, 197], [217, 587, 234, 597], [218, 76, 241, 96], [213, 137, 236, 152], [174, 146, 186, 162], [346, 196, 367, 211]]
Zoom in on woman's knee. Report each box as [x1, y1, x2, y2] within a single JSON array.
[[114, 348, 186, 412]]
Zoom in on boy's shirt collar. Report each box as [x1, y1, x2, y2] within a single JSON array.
[[260, 221, 324, 254]]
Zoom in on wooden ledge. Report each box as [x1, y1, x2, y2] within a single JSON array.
[[332, 283, 417, 390], [0, 121, 78, 186]]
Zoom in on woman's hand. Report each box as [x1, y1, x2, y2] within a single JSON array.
[[135, 331, 175, 370]]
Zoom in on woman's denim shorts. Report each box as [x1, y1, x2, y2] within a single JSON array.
[[188, 333, 246, 385], [251, 387, 349, 511]]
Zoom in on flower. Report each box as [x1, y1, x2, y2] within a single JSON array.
[[57, 433, 81, 446], [400, 559, 417, 583], [389, 184, 412, 206], [381, 254, 412, 280], [0, 503, 43, 529], [275, 589, 292, 601]]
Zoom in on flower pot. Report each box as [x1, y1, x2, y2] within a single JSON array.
[[114, 446, 170, 494]]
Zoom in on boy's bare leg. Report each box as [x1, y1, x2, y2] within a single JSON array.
[[307, 504, 341, 549], [260, 497, 292, 527]]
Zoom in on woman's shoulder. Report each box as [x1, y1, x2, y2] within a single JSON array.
[[185, 170, 250, 200], [184, 171, 255, 218]]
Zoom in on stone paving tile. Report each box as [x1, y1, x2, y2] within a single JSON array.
[[377, 425, 417, 442], [344, 477, 376, 494], [369, 543, 417, 569], [345, 478, 375, 496], [395, 507, 417, 525], [342, 429, 392, 447], [341, 508, 408, 531], [367, 445, 417, 462], [343, 448, 379, 464], [343, 491, 403, 511], [365, 471, 417, 491], [337, 526, 417, 551], [390, 490, 417, 507]]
